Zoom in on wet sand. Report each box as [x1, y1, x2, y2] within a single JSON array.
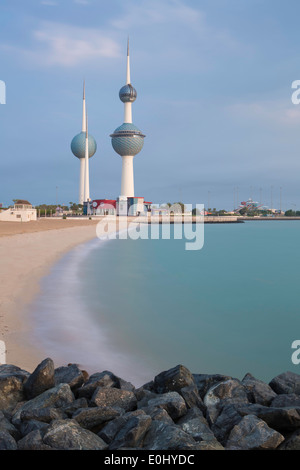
[[0, 218, 108, 371]]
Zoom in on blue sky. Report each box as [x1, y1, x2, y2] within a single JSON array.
[[1, 0, 300, 210]]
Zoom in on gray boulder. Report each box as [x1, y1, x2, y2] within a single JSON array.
[[20, 406, 66, 423], [98, 410, 146, 444], [269, 371, 300, 395], [91, 387, 137, 412], [18, 430, 52, 450], [54, 364, 85, 391], [63, 397, 88, 417], [77, 372, 115, 399], [136, 389, 159, 408], [237, 403, 300, 432], [109, 413, 152, 449], [180, 384, 205, 412], [142, 406, 174, 424], [23, 358, 55, 400], [0, 364, 29, 379], [193, 373, 232, 399], [0, 430, 18, 450], [226, 414, 284, 450], [77, 370, 135, 399], [140, 380, 155, 392], [271, 393, 300, 408], [153, 365, 196, 394], [42, 419, 108, 450], [204, 379, 248, 424], [242, 373, 277, 405], [19, 419, 49, 437], [211, 404, 243, 445], [278, 429, 300, 450], [0, 410, 20, 439], [190, 441, 224, 450], [73, 406, 121, 431], [12, 383, 74, 426], [147, 392, 187, 421], [177, 407, 218, 443], [0, 365, 29, 411], [142, 420, 196, 450]]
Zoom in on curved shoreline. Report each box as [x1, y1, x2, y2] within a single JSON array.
[[29, 235, 154, 386], [0, 219, 112, 372]]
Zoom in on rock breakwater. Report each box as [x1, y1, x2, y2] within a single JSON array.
[[0, 359, 300, 450]]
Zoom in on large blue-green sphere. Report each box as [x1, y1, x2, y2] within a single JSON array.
[[110, 123, 145, 157], [119, 84, 137, 103], [71, 131, 97, 159]]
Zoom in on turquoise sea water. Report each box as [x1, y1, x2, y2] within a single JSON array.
[[32, 221, 300, 386]]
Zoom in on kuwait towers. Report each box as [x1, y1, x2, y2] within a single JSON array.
[[110, 39, 145, 198], [71, 82, 97, 204]]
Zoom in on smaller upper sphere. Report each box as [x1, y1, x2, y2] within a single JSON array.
[[119, 84, 137, 103], [71, 132, 97, 159]]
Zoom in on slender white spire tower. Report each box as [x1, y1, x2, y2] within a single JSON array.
[[79, 81, 86, 204], [84, 112, 90, 202], [110, 39, 145, 198], [71, 82, 97, 205], [124, 38, 132, 124]]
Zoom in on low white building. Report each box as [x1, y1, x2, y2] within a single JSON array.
[[0, 200, 37, 222]]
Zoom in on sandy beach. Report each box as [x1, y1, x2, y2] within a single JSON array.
[[0, 218, 109, 372]]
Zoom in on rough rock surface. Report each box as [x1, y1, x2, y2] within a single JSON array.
[[91, 387, 137, 412], [226, 414, 284, 450], [147, 392, 187, 420], [42, 419, 108, 450], [0, 358, 300, 450], [54, 364, 85, 391], [0, 365, 29, 411], [269, 371, 300, 395], [23, 358, 55, 400], [242, 373, 277, 406], [153, 365, 196, 394]]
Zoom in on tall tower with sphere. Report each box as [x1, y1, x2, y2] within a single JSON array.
[[110, 39, 145, 200], [71, 82, 97, 204]]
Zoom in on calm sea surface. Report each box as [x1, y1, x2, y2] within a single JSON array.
[[32, 221, 300, 386]]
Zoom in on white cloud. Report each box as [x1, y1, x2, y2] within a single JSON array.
[[111, 0, 203, 30], [110, 0, 244, 67], [1, 1, 244, 70], [228, 99, 300, 127], [5, 22, 121, 67]]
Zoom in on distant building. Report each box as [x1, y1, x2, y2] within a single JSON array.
[[0, 200, 37, 222], [91, 199, 117, 216], [151, 207, 170, 216], [55, 206, 64, 217], [87, 197, 152, 216]]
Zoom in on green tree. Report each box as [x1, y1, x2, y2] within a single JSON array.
[[285, 209, 296, 216]]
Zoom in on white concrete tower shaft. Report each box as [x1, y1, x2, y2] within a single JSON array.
[[121, 155, 134, 197], [79, 81, 86, 204], [122, 38, 134, 197], [84, 112, 90, 202]]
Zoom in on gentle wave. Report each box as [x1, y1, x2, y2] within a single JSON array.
[[31, 235, 153, 386]]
